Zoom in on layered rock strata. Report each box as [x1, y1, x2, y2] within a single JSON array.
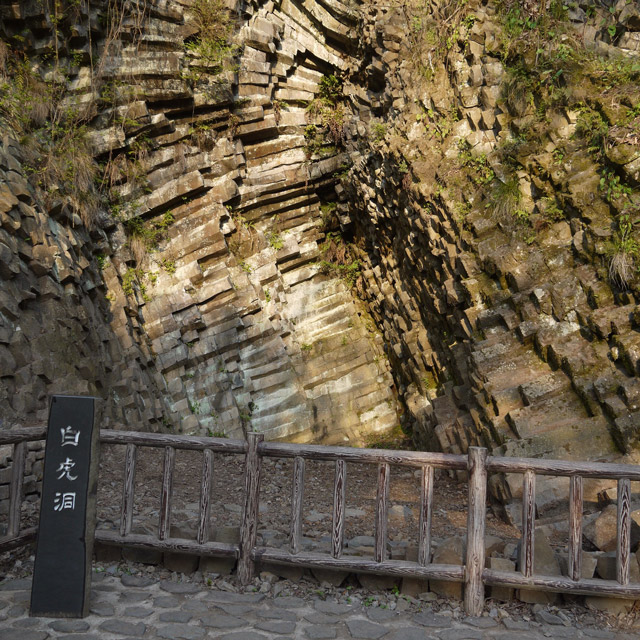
[[0, 0, 397, 443]]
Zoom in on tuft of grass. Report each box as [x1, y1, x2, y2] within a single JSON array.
[[0, 53, 100, 227], [489, 176, 521, 221], [187, 0, 237, 68]]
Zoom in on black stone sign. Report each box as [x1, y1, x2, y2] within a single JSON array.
[[31, 395, 100, 618]]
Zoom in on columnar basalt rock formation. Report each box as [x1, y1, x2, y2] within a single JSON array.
[[0, 0, 398, 446], [1, 0, 640, 520]]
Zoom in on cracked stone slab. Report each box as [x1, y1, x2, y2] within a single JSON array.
[[123, 605, 154, 617], [436, 629, 483, 640], [159, 610, 193, 623], [121, 574, 156, 588], [305, 624, 339, 639], [98, 619, 147, 636], [463, 616, 499, 628], [49, 619, 91, 632], [199, 612, 247, 628], [204, 591, 265, 604], [272, 595, 306, 608], [255, 619, 297, 633], [0, 631, 48, 640], [413, 612, 453, 628], [346, 618, 390, 638], [160, 580, 202, 594], [156, 623, 207, 639], [314, 600, 356, 614], [257, 608, 298, 621], [366, 608, 397, 622]]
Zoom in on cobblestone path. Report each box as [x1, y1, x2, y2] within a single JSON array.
[[1, 574, 638, 640]]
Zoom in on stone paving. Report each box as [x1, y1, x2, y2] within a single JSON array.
[[0, 573, 638, 640]]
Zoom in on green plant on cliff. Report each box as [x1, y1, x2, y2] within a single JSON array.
[[124, 210, 174, 264], [404, 0, 475, 81], [0, 52, 100, 227], [318, 232, 362, 289], [458, 141, 495, 186], [186, 0, 237, 68], [306, 74, 347, 150], [489, 176, 521, 222], [575, 106, 609, 155], [268, 231, 284, 251], [609, 211, 640, 289], [370, 122, 387, 145], [121, 267, 150, 301]]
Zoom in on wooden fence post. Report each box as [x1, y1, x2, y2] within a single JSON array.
[[238, 432, 264, 584], [418, 464, 433, 567], [568, 475, 583, 581], [198, 449, 214, 545], [464, 447, 487, 616], [290, 456, 305, 554], [617, 478, 631, 585], [521, 469, 536, 578], [332, 459, 346, 559], [120, 443, 137, 537]]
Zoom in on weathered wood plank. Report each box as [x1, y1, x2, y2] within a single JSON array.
[[332, 459, 346, 559], [418, 465, 433, 567], [569, 475, 583, 581], [464, 447, 488, 616], [8, 441, 26, 539], [159, 446, 175, 541], [617, 478, 631, 585], [483, 569, 640, 597], [238, 432, 264, 584], [198, 449, 214, 545], [375, 463, 390, 563], [100, 430, 247, 454], [260, 441, 467, 469], [253, 547, 465, 581], [0, 527, 38, 553], [521, 469, 535, 579], [290, 456, 305, 555], [0, 426, 47, 445], [95, 530, 239, 557], [120, 443, 137, 537], [487, 456, 640, 480]]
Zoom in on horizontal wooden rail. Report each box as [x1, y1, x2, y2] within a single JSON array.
[[483, 569, 640, 598], [487, 456, 640, 480], [260, 441, 468, 469], [253, 548, 465, 581], [0, 527, 38, 553], [100, 430, 248, 454], [95, 531, 238, 557], [0, 426, 47, 445]]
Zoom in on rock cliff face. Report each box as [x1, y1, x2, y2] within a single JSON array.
[[0, 0, 398, 445], [1, 0, 640, 510]]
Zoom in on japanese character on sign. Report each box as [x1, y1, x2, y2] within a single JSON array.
[[56, 458, 78, 481], [53, 492, 76, 511], [60, 426, 80, 447]]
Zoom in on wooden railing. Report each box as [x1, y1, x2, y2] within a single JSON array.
[[2, 427, 640, 615]]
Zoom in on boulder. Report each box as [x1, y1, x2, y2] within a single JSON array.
[[517, 530, 561, 604], [429, 537, 464, 600], [584, 504, 640, 552], [488, 557, 515, 601]]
